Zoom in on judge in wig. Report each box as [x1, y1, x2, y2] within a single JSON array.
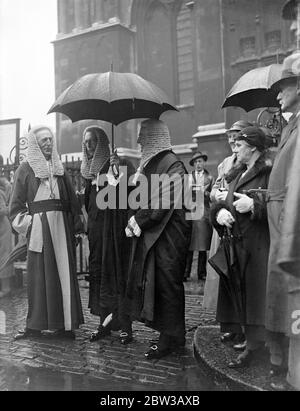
[[10, 125, 84, 339]]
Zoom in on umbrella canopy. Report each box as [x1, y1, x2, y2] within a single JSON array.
[[48, 72, 178, 126], [208, 229, 249, 325], [222, 64, 283, 112]]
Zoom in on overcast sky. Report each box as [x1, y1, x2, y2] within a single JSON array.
[[0, 0, 57, 136]]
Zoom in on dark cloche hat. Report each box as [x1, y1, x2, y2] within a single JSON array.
[[189, 151, 208, 166], [235, 126, 267, 152], [271, 51, 300, 92], [227, 120, 253, 133]]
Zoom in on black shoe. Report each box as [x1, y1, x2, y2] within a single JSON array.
[[228, 350, 253, 369], [89, 325, 111, 342], [269, 364, 288, 377], [233, 340, 247, 351], [14, 328, 41, 340], [119, 331, 133, 345], [220, 332, 236, 343], [145, 345, 173, 360], [42, 329, 76, 340], [269, 378, 292, 391], [58, 330, 76, 340]]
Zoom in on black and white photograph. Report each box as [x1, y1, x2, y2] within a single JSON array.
[[0, 0, 300, 394]]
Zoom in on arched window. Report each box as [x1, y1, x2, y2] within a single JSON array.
[[176, 2, 194, 106]]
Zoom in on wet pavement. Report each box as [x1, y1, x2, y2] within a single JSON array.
[[0, 276, 224, 391]]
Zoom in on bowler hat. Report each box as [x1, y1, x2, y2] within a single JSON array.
[[227, 120, 253, 133], [189, 151, 208, 166], [271, 51, 300, 92]]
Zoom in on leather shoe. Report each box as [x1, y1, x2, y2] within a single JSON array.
[[145, 345, 173, 360], [119, 332, 133, 345], [228, 350, 253, 368], [220, 332, 236, 343], [269, 364, 288, 377], [89, 325, 111, 342], [233, 340, 247, 351], [14, 328, 41, 340], [270, 379, 292, 391], [57, 330, 75, 340], [42, 329, 75, 339]]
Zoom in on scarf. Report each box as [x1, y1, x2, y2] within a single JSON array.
[[80, 126, 110, 180], [27, 125, 64, 179]]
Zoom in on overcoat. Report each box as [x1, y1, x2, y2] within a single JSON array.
[[189, 170, 214, 251], [211, 153, 272, 330], [126, 151, 191, 339], [266, 115, 299, 334], [203, 154, 237, 311], [85, 158, 135, 329]]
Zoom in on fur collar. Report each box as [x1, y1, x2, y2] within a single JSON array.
[[225, 150, 274, 183]]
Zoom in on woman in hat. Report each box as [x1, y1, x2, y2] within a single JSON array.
[[203, 120, 252, 348], [211, 126, 272, 368], [184, 152, 214, 281]]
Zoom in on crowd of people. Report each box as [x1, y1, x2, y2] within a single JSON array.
[[0, 53, 299, 391]]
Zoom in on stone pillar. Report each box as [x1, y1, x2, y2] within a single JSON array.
[[74, 0, 84, 31], [57, 0, 68, 34]]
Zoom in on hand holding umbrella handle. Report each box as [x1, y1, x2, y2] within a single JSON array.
[[110, 150, 120, 178]]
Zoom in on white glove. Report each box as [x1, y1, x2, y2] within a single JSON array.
[[215, 189, 228, 202], [126, 216, 142, 237], [125, 227, 134, 237], [233, 192, 254, 214], [216, 208, 235, 228]]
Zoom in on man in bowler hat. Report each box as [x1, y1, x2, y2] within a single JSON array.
[[184, 152, 214, 281]]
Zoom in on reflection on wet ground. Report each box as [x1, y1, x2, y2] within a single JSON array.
[[0, 359, 220, 391], [0, 286, 223, 391]]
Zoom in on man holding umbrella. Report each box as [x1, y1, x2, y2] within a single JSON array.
[[125, 119, 191, 360]]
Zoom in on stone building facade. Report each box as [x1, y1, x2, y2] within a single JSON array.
[[53, 0, 294, 173]]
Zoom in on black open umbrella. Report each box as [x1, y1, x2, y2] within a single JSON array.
[[208, 228, 249, 325], [48, 71, 178, 149], [222, 64, 282, 112]]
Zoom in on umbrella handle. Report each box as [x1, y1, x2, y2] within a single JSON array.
[[111, 123, 115, 151], [110, 124, 120, 177]]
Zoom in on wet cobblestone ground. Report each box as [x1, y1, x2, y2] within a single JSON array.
[[0, 275, 221, 391]]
